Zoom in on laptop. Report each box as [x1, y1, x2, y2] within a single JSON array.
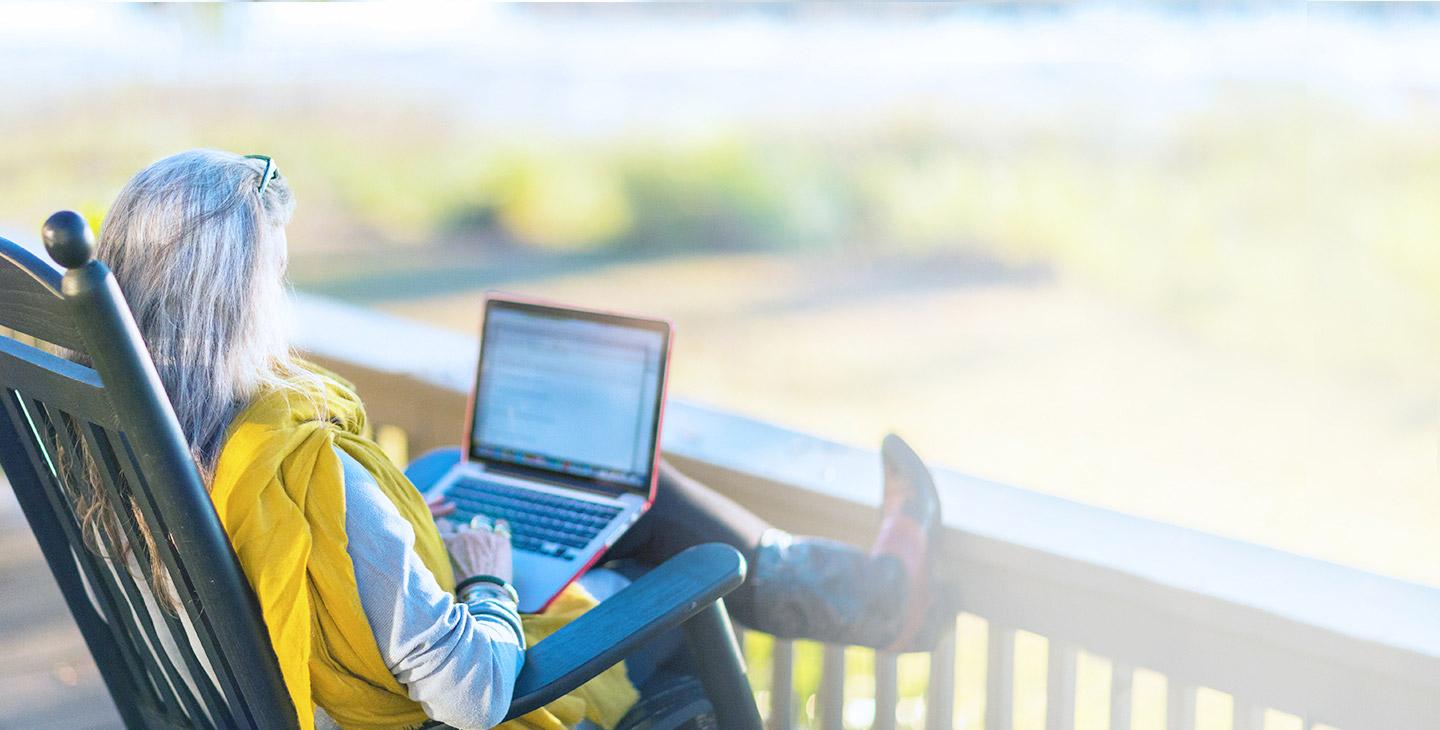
[[425, 293, 672, 613]]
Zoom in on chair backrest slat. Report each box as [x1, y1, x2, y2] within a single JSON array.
[[0, 387, 149, 727], [50, 406, 225, 729], [0, 374, 210, 728], [4, 391, 177, 716], [0, 334, 112, 424], [102, 427, 250, 724], [79, 420, 235, 725], [0, 241, 86, 351], [29, 395, 223, 728], [0, 225, 297, 730]]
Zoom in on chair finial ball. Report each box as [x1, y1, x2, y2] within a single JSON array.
[[43, 210, 96, 269]]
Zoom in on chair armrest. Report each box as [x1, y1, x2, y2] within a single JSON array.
[[503, 543, 747, 721], [404, 446, 462, 492]]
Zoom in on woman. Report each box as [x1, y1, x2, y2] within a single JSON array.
[[93, 149, 946, 729]]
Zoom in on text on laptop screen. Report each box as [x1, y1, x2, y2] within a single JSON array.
[[472, 305, 666, 490]]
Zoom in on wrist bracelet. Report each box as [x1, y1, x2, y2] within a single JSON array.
[[456, 574, 517, 603], [462, 582, 519, 606], [456, 574, 509, 591], [462, 584, 512, 603]]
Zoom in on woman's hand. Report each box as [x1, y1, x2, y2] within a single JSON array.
[[440, 517, 514, 584]]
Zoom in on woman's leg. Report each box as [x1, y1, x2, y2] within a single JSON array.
[[606, 436, 945, 651], [607, 460, 769, 566]]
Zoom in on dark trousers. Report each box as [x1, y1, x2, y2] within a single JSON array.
[[606, 460, 773, 620], [608, 460, 770, 569]]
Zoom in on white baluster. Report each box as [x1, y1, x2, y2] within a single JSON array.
[[1046, 641, 1077, 730], [926, 629, 957, 730], [985, 626, 1015, 730], [1109, 662, 1133, 730], [874, 651, 899, 730], [771, 639, 794, 730], [1232, 703, 1266, 730], [820, 644, 845, 730], [1166, 680, 1196, 730]]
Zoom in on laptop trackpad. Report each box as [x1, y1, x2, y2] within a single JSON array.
[[511, 549, 575, 614]]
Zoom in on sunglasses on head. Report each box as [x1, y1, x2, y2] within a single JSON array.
[[244, 154, 278, 195]]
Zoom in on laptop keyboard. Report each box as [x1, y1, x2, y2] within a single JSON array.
[[445, 477, 623, 561]]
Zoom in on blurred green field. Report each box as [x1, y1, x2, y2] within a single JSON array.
[[4, 87, 1438, 388]]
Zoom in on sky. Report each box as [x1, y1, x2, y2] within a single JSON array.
[[1, 3, 1438, 136]]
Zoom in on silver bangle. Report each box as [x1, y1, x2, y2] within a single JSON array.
[[459, 580, 519, 606]]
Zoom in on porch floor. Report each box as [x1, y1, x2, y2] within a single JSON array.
[[0, 485, 120, 728]]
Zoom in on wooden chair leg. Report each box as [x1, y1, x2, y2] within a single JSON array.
[[682, 598, 762, 730]]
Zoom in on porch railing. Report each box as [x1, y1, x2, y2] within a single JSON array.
[[293, 293, 1440, 730]]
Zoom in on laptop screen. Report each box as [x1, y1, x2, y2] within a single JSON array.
[[469, 297, 670, 496]]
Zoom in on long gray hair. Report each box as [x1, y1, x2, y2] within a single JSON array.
[[97, 149, 312, 478], [53, 150, 318, 611]]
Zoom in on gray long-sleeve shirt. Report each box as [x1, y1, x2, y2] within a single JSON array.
[[316, 449, 526, 730]]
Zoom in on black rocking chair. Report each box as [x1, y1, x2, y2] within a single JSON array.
[[0, 211, 762, 729]]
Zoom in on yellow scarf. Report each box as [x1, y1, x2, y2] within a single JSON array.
[[208, 365, 637, 729]]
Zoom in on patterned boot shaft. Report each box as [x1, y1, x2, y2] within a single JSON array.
[[741, 529, 908, 648]]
